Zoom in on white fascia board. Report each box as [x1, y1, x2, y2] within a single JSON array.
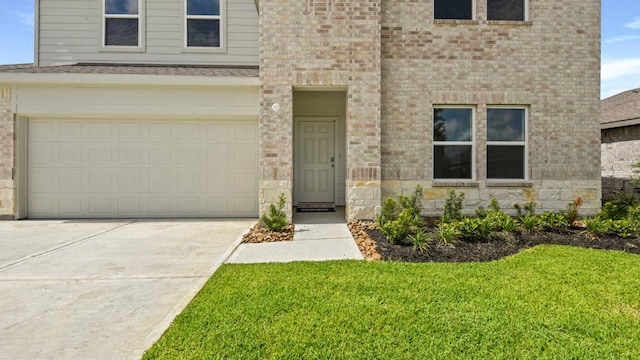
[[0, 72, 259, 88]]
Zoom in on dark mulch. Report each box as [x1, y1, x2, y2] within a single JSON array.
[[365, 225, 640, 263]]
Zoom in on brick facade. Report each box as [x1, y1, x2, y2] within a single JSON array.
[[259, 0, 383, 219], [0, 87, 14, 218], [601, 88, 640, 183], [601, 125, 640, 179], [378, 0, 601, 215], [259, 0, 601, 218]]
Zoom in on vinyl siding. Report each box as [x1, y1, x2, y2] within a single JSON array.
[[38, 0, 259, 66]]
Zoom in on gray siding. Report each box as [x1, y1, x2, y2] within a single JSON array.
[[38, 0, 258, 66]]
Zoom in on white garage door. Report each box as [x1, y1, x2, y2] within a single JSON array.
[[28, 118, 258, 218]]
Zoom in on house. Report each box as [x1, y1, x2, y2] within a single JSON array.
[[0, 0, 601, 220], [601, 88, 640, 199]]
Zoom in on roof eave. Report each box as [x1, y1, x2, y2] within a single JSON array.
[[601, 117, 640, 130], [0, 72, 259, 88]]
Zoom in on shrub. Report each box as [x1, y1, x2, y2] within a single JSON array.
[[409, 229, 431, 254], [380, 208, 423, 244], [610, 220, 637, 239], [598, 202, 626, 221], [565, 197, 583, 224], [539, 211, 570, 231], [585, 218, 638, 238], [443, 190, 465, 223], [520, 213, 541, 232], [377, 185, 424, 244], [584, 218, 610, 236], [377, 197, 399, 227], [436, 222, 460, 245], [260, 193, 288, 231]]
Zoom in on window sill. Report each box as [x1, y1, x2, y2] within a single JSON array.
[[486, 181, 533, 188], [433, 181, 479, 187], [182, 46, 227, 54], [434, 19, 479, 25], [486, 20, 532, 26], [100, 46, 145, 53]]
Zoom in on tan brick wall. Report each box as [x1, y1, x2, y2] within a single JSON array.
[[260, 0, 601, 219], [259, 0, 382, 219], [601, 126, 640, 179], [380, 0, 601, 215], [0, 87, 14, 218]]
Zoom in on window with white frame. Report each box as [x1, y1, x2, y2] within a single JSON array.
[[433, 107, 474, 179], [434, 0, 474, 20], [486, 107, 527, 179], [487, 0, 526, 21], [186, 0, 223, 48], [104, 0, 140, 47]]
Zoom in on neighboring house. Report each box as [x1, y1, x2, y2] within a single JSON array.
[[601, 88, 640, 199], [0, 0, 601, 220]]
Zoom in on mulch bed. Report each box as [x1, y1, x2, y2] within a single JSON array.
[[349, 220, 640, 263]]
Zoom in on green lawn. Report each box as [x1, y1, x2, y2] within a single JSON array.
[[144, 246, 640, 359]]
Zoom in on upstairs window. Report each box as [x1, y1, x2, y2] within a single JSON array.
[[434, 0, 473, 20], [487, 107, 527, 179], [186, 0, 222, 48], [488, 0, 526, 21], [433, 107, 474, 180], [104, 0, 140, 47]]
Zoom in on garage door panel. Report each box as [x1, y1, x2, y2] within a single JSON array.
[[89, 197, 113, 214], [28, 118, 258, 218]]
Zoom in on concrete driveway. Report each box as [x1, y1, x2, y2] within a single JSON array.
[[0, 219, 254, 360]]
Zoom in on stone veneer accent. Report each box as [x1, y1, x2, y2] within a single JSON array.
[[0, 87, 14, 218], [259, 0, 382, 219], [379, 0, 601, 215]]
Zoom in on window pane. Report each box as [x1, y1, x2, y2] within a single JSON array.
[[187, 0, 220, 16], [434, 145, 472, 179], [187, 19, 220, 47], [488, 0, 524, 21], [434, 0, 473, 20], [487, 108, 525, 141], [105, 18, 138, 46], [487, 145, 525, 179], [434, 108, 472, 142], [106, 0, 138, 14]]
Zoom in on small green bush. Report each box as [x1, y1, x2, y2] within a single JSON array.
[[443, 190, 465, 223], [539, 211, 570, 231], [260, 193, 288, 231], [585, 218, 638, 238], [520, 213, 541, 232], [409, 229, 431, 254], [436, 222, 460, 244], [377, 185, 424, 244]]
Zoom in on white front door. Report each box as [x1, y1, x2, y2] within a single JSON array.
[[296, 120, 335, 203]]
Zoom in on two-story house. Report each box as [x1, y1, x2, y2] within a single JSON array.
[[0, 0, 601, 220]]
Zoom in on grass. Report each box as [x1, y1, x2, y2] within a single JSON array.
[[143, 246, 640, 359]]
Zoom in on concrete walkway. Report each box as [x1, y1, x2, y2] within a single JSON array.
[[226, 208, 364, 264]]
